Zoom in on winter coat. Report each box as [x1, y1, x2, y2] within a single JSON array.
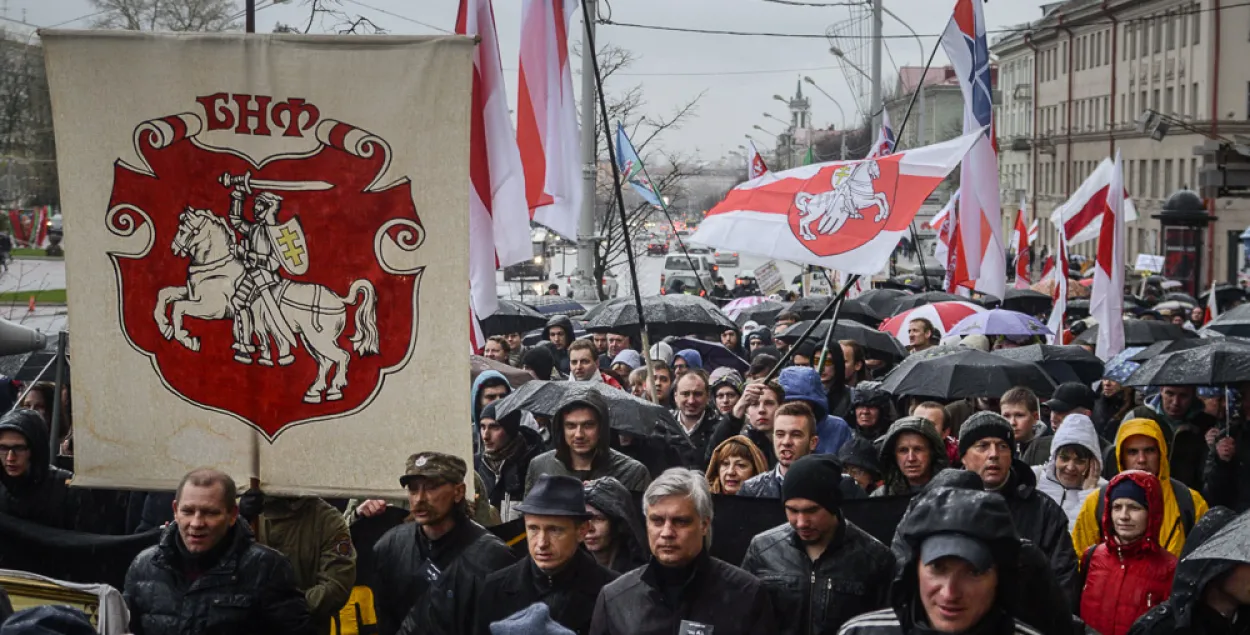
[[475, 426, 546, 510], [1073, 419, 1210, 558], [1092, 391, 1130, 440], [1146, 393, 1215, 492], [524, 389, 651, 495], [1032, 415, 1107, 530], [473, 550, 619, 635], [1128, 507, 1250, 635], [254, 497, 356, 635], [777, 366, 853, 455], [995, 459, 1080, 605], [1017, 421, 1054, 467], [0, 409, 76, 529], [583, 477, 650, 574], [1202, 420, 1250, 513], [588, 550, 777, 635], [1079, 471, 1177, 635], [741, 520, 894, 635], [670, 406, 721, 470], [875, 417, 949, 497], [738, 465, 784, 498], [371, 515, 517, 635], [123, 523, 314, 635], [839, 487, 1042, 635], [543, 315, 575, 375]]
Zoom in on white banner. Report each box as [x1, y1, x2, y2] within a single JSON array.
[[44, 31, 474, 497]]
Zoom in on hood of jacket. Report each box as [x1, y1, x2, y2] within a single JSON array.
[[1115, 418, 1171, 480], [553, 385, 611, 468], [0, 409, 51, 488], [1101, 470, 1166, 553], [878, 416, 949, 483], [471, 370, 512, 424], [1045, 414, 1102, 482], [745, 329, 773, 349], [543, 314, 575, 342], [1168, 506, 1241, 629], [778, 366, 830, 420], [583, 476, 649, 566], [836, 435, 883, 479]]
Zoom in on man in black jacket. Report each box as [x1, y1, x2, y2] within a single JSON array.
[[590, 468, 776, 634], [474, 403, 544, 519], [372, 452, 517, 635], [0, 408, 76, 529], [742, 455, 894, 634], [672, 370, 719, 469], [474, 475, 618, 635], [543, 315, 575, 376], [123, 468, 313, 635]]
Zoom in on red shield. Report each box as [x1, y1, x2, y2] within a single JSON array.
[[107, 114, 424, 440], [786, 157, 927, 257]]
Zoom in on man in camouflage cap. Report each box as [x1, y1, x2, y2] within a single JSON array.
[[372, 451, 516, 635]]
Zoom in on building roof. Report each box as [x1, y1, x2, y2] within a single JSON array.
[[896, 66, 960, 93]]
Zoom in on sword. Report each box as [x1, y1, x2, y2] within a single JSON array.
[[219, 172, 333, 194]]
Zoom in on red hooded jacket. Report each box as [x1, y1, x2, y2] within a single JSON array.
[[1078, 470, 1178, 635]]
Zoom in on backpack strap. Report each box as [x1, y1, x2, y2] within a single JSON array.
[[1170, 478, 1196, 536], [1093, 484, 1108, 543]]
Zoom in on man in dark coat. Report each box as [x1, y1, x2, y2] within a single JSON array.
[[742, 455, 894, 634], [474, 475, 618, 635], [123, 468, 313, 635], [0, 408, 76, 529], [474, 403, 545, 517], [372, 452, 517, 635], [590, 468, 776, 634], [583, 477, 650, 574], [543, 315, 575, 376], [525, 387, 650, 494], [874, 417, 949, 497]]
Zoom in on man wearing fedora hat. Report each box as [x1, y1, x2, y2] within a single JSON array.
[[474, 475, 618, 635], [372, 452, 516, 635]]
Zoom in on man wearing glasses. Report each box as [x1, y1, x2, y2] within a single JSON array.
[[0, 408, 76, 528]]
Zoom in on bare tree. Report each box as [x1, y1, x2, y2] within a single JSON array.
[[89, 0, 241, 32], [273, 0, 386, 35], [0, 31, 57, 208]]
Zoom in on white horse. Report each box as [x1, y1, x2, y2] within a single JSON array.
[[794, 161, 891, 242], [157, 209, 382, 404]]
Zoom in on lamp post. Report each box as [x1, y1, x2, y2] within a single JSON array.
[[879, 5, 926, 146], [796, 80, 849, 160]]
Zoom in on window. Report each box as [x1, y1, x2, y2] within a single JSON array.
[[1141, 18, 1151, 55], [1127, 160, 1135, 193], [1193, 82, 1200, 117], [1151, 160, 1160, 198], [1103, 97, 1109, 128], [1154, 15, 1163, 53], [1076, 38, 1083, 72], [1062, 41, 1067, 74], [1164, 160, 1173, 196], [1096, 32, 1103, 66], [1192, 158, 1199, 192], [1193, 2, 1201, 45], [1178, 85, 1186, 115], [1167, 12, 1176, 50], [1127, 24, 1136, 60], [1180, 12, 1188, 47], [1129, 92, 1135, 122], [1153, 89, 1161, 110], [1166, 87, 1174, 114], [1141, 90, 1148, 115], [1122, 94, 1128, 124], [1138, 161, 1148, 199]]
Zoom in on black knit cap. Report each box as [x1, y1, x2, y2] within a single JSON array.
[[957, 411, 1015, 458], [781, 454, 844, 514], [478, 402, 522, 437]]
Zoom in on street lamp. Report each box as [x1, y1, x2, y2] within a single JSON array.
[[802, 77, 850, 160], [764, 112, 790, 127], [879, 6, 927, 146], [829, 46, 872, 81], [752, 125, 778, 138]]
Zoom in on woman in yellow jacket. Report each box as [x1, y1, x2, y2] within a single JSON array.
[[1071, 418, 1208, 557]]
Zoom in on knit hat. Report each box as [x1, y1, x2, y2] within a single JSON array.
[[478, 402, 522, 437], [488, 602, 575, 635], [522, 346, 555, 380], [709, 367, 744, 394], [742, 320, 761, 334], [1108, 477, 1150, 509], [958, 411, 1015, 458], [781, 454, 844, 514], [611, 349, 644, 370], [675, 349, 704, 370], [650, 341, 674, 367]]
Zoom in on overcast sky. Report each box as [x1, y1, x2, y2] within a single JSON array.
[[21, 0, 1045, 159]]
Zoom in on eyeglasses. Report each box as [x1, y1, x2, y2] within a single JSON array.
[[0, 444, 30, 456]]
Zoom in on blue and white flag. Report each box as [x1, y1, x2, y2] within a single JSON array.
[[615, 123, 663, 207]]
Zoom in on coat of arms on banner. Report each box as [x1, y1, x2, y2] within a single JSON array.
[[106, 94, 426, 440], [789, 160, 896, 257]]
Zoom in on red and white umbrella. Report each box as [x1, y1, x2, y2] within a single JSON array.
[[879, 301, 987, 345], [722, 296, 767, 319]]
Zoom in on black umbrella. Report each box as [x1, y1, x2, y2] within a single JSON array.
[[787, 295, 881, 327], [524, 296, 587, 317], [993, 344, 1105, 386], [582, 297, 627, 322], [1125, 339, 1250, 387], [1075, 319, 1198, 347], [479, 300, 549, 337], [1199, 283, 1246, 308], [471, 355, 533, 387], [879, 348, 1056, 399], [1203, 304, 1250, 338], [1066, 298, 1091, 318], [1163, 292, 1199, 306], [773, 319, 908, 361], [890, 291, 969, 314], [584, 294, 736, 339], [492, 380, 681, 439], [1001, 289, 1053, 316], [858, 288, 912, 315], [671, 337, 749, 374], [732, 299, 788, 327], [1128, 337, 1231, 363]]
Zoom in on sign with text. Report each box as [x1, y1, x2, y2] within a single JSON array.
[[754, 259, 785, 295], [1135, 253, 1164, 273]]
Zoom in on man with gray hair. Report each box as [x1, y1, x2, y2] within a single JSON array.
[[589, 468, 776, 634]]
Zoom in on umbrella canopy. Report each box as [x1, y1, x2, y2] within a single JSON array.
[[480, 300, 549, 337], [879, 301, 987, 345], [1199, 283, 1246, 307], [1163, 292, 1199, 306], [773, 319, 908, 361], [670, 337, 749, 374], [1075, 318, 1198, 347], [880, 348, 1056, 399], [584, 294, 736, 339], [890, 291, 970, 314], [1128, 338, 1226, 363], [1102, 346, 1146, 384], [1153, 300, 1196, 315], [1125, 339, 1250, 387], [993, 344, 1105, 385], [525, 296, 588, 317], [732, 299, 788, 327], [1184, 507, 1250, 563], [723, 296, 767, 318], [1202, 304, 1250, 338], [492, 380, 680, 439], [1066, 298, 1091, 319], [858, 288, 912, 316], [1001, 288, 1054, 316], [471, 355, 533, 387], [946, 309, 1053, 338], [787, 295, 881, 327]]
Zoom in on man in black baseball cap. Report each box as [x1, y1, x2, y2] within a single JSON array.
[[1043, 382, 1096, 431], [474, 475, 618, 635]]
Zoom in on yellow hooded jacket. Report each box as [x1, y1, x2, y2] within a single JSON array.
[[1071, 418, 1208, 557]]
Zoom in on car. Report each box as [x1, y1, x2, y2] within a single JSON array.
[[660, 272, 705, 297], [660, 254, 717, 292], [714, 250, 739, 267], [646, 237, 670, 256], [685, 242, 713, 255]]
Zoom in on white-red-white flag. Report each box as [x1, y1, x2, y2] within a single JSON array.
[[1205, 279, 1220, 325], [1050, 157, 1138, 245], [518, 0, 581, 241], [470, 305, 486, 354], [1012, 209, 1031, 289], [1027, 217, 1039, 245], [746, 140, 769, 180], [1045, 223, 1070, 344], [1092, 150, 1127, 360], [459, 0, 533, 319], [691, 131, 981, 275]]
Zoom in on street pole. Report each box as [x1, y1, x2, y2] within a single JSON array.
[[574, 0, 598, 302], [870, 0, 883, 133], [245, 0, 255, 33]]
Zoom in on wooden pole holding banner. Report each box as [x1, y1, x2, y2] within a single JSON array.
[[766, 274, 860, 383], [48, 332, 67, 459], [245, 0, 256, 34], [245, 2, 259, 491]]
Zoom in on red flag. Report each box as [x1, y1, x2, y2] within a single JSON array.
[[1012, 209, 1031, 288], [1091, 150, 1127, 360], [459, 0, 533, 319], [1205, 279, 1220, 325], [746, 140, 769, 180]]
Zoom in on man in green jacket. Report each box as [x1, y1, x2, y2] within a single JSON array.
[[254, 496, 357, 635]]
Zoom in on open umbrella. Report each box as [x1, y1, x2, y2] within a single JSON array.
[[773, 319, 908, 361], [1199, 283, 1246, 308], [584, 294, 736, 339], [993, 344, 1105, 385], [879, 301, 987, 345], [1163, 292, 1199, 306], [1066, 298, 1091, 319], [1102, 346, 1145, 383], [480, 300, 549, 337], [890, 291, 970, 314], [879, 348, 1056, 399], [670, 337, 749, 373], [471, 355, 533, 387], [1153, 300, 1195, 315], [1075, 318, 1198, 347], [1183, 506, 1250, 563], [733, 299, 788, 327], [787, 295, 881, 327], [946, 309, 1053, 338], [1001, 288, 1054, 316], [858, 288, 912, 316], [1128, 338, 1228, 363], [492, 380, 681, 440], [1125, 339, 1250, 387], [525, 296, 587, 317], [1202, 304, 1250, 338]]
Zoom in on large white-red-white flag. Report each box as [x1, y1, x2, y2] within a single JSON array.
[[1011, 208, 1031, 289], [1092, 150, 1127, 360], [460, 0, 533, 321], [1050, 157, 1138, 245], [517, 0, 581, 241], [1205, 279, 1220, 324], [691, 130, 981, 275], [1045, 223, 1070, 344], [746, 140, 770, 180], [930, 191, 957, 269]]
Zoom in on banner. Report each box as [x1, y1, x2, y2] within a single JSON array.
[[44, 32, 474, 497]]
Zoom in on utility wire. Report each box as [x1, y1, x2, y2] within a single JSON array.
[[340, 0, 453, 34]]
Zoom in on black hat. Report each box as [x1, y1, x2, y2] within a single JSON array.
[[781, 454, 844, 514], [479, 402, 522, 438], [1044, 382, 1096, 413], [957, 412, 1015, 458], [516, 475, 591, 518], [920, 532, 994, 573]]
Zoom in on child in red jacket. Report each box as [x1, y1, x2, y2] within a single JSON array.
[[1079, 470, 1178, 635]]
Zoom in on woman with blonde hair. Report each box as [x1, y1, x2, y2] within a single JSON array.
[[705, 435, 769, 495]]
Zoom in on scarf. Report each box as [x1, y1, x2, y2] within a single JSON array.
[[482, 432, 527, 474]]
